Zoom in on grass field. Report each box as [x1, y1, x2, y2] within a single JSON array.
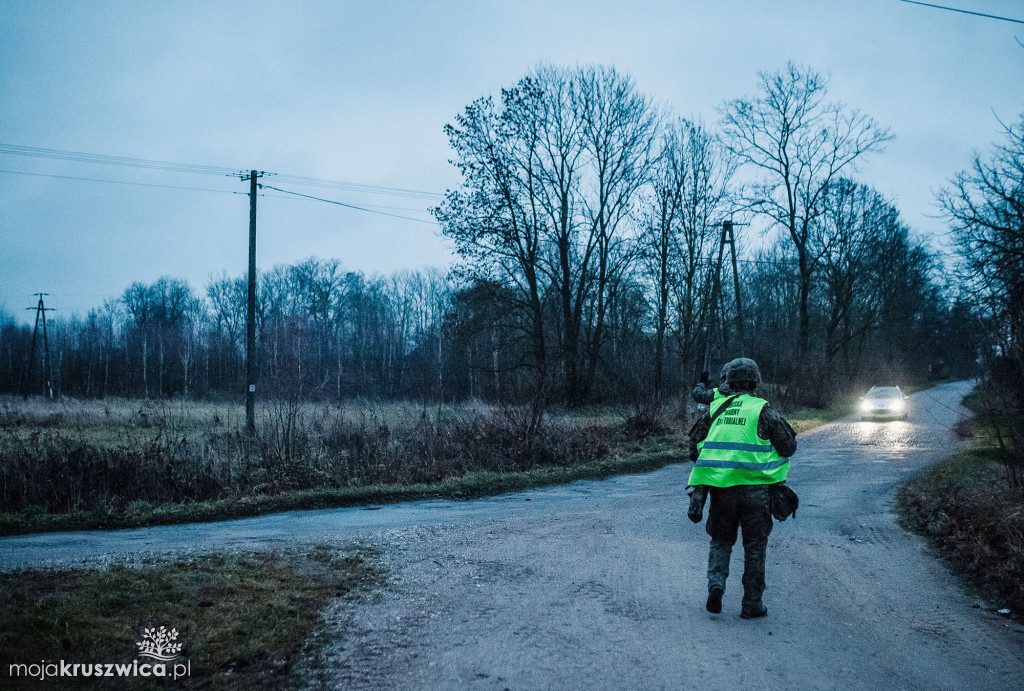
[[0, 393, 841, 536], [0, 545, 384, 689], [0, 396, 626, 441], [0, 395, 686, 535]]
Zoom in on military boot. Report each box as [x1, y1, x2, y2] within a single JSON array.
[[706, 586, 723, 614], [740, 592, 767, 619], [740, 604, 767, 619]]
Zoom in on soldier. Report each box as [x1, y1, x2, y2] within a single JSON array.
[[686, 357, 797, 618], [686, 365, 732, 526], [691, 365, 731, 406]]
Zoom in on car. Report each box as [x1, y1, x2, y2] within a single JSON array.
[[860, 386, 908, 421]]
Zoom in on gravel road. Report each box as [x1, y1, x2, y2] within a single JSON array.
[[2, 380, 1023, 689]]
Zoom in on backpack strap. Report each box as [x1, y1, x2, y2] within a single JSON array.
[[709, 395, 739, 425], [689, 394, 741, 460]]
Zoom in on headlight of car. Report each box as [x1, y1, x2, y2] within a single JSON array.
[[891, 398, 905, 410], [861, 400, 872, 411]]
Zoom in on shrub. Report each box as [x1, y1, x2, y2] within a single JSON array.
[[0, 404, 618, 515]]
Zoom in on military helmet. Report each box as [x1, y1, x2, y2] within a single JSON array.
[[724, 357, 761, 387], [717, 364, 732, 394]]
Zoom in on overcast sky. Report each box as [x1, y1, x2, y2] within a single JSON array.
[[2, 0, 1023, 323]]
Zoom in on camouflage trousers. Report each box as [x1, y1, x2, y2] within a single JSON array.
[[705, 485, 774, 609]]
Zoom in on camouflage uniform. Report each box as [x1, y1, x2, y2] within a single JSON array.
[[705, 484, 775, 612], [688, 360, 797, 616]]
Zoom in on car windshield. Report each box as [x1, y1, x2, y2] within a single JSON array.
[[866, 387, 901, 399]]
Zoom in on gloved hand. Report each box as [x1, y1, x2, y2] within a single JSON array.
[[688, 500, 703, 523], [699, 370, 710, 386], [687, 485, 709, 523]]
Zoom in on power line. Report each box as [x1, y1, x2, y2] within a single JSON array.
[[261, 184, 439, 225], [270, 174, 444, 201], [898, 0, 1024, 25], [0, 168, 434, 211], [0, 144, 238, 176], [0, 143, 446, 201], [261, 191, 435, 213], [0, 168, 240, 195]]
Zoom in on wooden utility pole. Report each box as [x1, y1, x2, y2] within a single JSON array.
[[703, 226, 728, 373], [724, 221, 747, 354], [241, 170, 263, 434], [23, 293, 55, 400], [703, 221, 747, 373]]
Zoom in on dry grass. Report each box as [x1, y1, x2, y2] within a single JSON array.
[[0, 391, 843, 536], [896, 384, 1024, 612], [0, 404, 616, 511], [784, 394, 859, 434], [0, 395, 679, 535], [0, 545, 384, 689], [0, 396, 622, 438], [897, 447, 1024, 612]]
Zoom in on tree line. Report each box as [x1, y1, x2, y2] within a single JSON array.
[[2, 62, 982, 410], [434, 62, 971, 409], [2, 262, 455, 402], [940, 113, 1024, 486]]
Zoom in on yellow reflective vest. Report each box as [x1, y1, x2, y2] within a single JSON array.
[[688, 393, 789, 488]]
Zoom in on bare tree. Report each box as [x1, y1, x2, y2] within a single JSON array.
[[940, 114, 1024, 361], [940, 114, 1024, 487], [120, 277, 196, 398], [720, 62, 892, 387], [818, 180, 891, 379], [207, 272, 246, 389], [435, 75, 551, 384], [437, 64, 659, 405], [122, 281, 153, 397], [639, 118, 734, 399], [178, 295, 206, 399], [575, 65, 660, 402], [816, 179, 929, 397]]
